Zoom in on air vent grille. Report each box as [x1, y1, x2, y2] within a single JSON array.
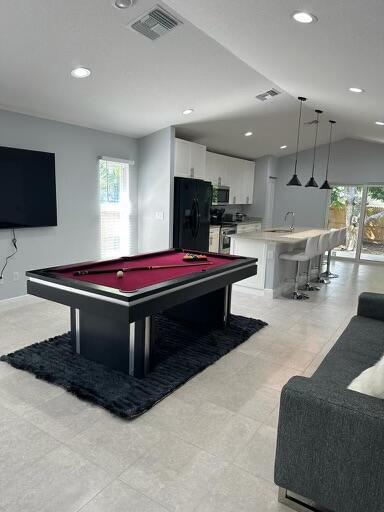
[[255, 88, 281, 101], [131, 6, 181, 40]]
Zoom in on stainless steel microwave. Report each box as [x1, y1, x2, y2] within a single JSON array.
[[212, 185, 230, 206]]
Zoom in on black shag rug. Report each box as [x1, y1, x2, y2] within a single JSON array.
[[0, 314, 267, 419]]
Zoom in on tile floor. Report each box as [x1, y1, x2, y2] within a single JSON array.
[[0, 260, 383, 511]]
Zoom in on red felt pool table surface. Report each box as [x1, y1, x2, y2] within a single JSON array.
[[55, 251, 239, 292]]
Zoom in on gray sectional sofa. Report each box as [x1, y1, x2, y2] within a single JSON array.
[[274, 292, 384, 512]]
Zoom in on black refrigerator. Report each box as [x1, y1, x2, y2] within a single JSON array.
[[173, 177, 212, 251]]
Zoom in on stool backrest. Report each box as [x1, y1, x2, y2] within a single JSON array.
[[305, 235, 321, 258], [318, 233, 330, 254], [338, 227, 347, 246], [329, 229, 340, 249]]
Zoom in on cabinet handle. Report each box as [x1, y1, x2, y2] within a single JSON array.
[[246, 196, 249, 203], [191, 168, 194, 178], [218, 177, 221, 186], [233, 196, 236, 204]]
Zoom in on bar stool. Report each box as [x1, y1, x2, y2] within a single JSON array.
[[315, 232, 331, 284], [300, 235, 321, 292], [280, 235, 321, 300], [338, 227, 347, 248], [322, 229, 340, 279]]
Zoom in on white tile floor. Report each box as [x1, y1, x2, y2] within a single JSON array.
[[0, 260, 383, 512]]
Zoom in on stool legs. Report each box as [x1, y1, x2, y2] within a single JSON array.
[[315, 254, 330, 284], [293, 261, 309, 300], [301, 259, 320, 291], [321, 251, 339, 279]]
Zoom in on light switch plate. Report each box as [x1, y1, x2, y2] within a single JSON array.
[[155, 211, 164, 220]]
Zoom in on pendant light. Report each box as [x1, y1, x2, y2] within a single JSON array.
[[305, 109, 323, 187], [287, 97, 307, 186], [320, 120, 336, 190]]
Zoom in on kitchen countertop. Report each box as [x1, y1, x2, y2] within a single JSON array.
[[210, 217, 262, 228], [230, 227, 331, 243]]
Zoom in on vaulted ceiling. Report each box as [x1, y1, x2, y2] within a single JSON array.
[[0, 0, 382, 159]]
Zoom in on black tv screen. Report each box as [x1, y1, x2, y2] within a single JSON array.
[[0, 146, 57, 229]]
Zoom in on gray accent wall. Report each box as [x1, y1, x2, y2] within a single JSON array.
[[273, 138, 384, 228], [138, 127, 175, 253], [0, 109, 138, 300]]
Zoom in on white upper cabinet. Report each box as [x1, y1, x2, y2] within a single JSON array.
[[174, 138, 206, 179], [206, 151, 255, 205], [243, 160, 255, 205], [226, 156, 244, 205], [206, 152, 229, 186]]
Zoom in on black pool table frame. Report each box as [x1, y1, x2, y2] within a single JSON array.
[[26, 249, 257, 378]]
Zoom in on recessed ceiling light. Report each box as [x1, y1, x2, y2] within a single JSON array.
[[244, 131, 253, 137], [375, 121, 384, 126], [70, 67, 91, 79], [292, 11, 318, 24], [182, 109, 194, 115], [280, 145, 287, 149], [114, 0, 134, 8], [349, 87, 364, 93]]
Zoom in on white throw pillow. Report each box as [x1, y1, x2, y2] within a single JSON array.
[[348, 354, 384, 399]]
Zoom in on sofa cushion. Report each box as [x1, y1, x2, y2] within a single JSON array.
[[312, 315, 384, 388]]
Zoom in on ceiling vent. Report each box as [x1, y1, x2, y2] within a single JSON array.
[[130, 5, 182, 40], [255, 88, 281, 101]]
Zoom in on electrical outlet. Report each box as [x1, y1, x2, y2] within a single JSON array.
[[13, 272, 19, 281]]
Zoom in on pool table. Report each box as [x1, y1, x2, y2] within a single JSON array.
[[26, 249, 257, 378]]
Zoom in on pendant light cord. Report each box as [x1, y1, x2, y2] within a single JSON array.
[[325, 121, 335, 179], [311, 111, 321, 177], [294, 99, 304, 174]]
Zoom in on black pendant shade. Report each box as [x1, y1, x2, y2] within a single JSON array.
[[320, 179, 332, 190], [287, 173, 302, 186], [287, 96, 307, 186], [305, 109, 323, 188], [320, 120, 336, 190], [306, 176, 318, 187]]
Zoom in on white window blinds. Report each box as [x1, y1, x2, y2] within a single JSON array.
[[99, 158, 138, 258]]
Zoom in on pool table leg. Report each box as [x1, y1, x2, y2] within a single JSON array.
[[70, 308, 154, 379], [223, 285, 232, 326], [129, 316, 154, 378]]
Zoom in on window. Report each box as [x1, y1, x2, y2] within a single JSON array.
[[99, 157, 137, 258]]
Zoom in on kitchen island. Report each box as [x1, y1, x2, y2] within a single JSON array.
[[230, 227, 331, 297]]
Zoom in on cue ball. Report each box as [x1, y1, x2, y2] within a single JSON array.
[[116, 270, 124, 278]]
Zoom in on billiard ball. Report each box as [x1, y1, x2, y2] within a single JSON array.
[[116, 270, 124, 278]]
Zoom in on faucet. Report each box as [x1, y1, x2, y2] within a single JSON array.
[[284, 211, 295, 232]]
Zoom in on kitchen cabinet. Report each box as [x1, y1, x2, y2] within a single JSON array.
[[206, 151, 255, 205], [243, 161, 255, 205], [209, 226, 220, 253], [206, 152, 229, 186], [175, 138, 206, 179], [226, 156, 243, 204]]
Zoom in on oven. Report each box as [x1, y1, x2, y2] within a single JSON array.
[[219, 225, 237, 254]]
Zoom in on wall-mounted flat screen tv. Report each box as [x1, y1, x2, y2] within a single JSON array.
[[0, 146, 57, 229]]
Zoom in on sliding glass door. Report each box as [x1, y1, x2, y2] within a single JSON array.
[[327, 185, 363, 259], [361, 186, 384, 262], [327, 184, 384, 263]]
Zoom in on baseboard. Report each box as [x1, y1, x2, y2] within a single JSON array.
[[0, 294, 42, 312], [233, 284, 274, 298]]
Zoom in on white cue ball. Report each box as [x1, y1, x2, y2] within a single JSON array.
[[116, 270, 124, 278]]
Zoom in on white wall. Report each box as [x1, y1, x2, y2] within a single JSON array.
[[273, 138, 384, 228], [0, 110, 138, 300], [138, 127, 175, 253]]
